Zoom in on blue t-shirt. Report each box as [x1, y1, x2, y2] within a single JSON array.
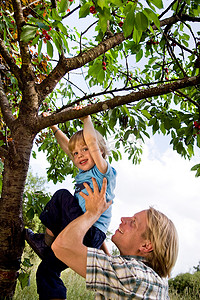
[[74, 163, 117, 233]]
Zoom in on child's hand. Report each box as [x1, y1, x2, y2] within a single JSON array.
[[42, 111, 57, 130], [74, 105, 84, 111], [73, 105, 89, 122], [42, 112, 51, 117]]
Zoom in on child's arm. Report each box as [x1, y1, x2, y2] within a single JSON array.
[[43, 112, 71, 158], [100, 241, 110, 256], [83, 116, 107, 174]]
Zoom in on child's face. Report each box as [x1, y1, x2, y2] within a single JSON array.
[[72, 141, 95, 171]]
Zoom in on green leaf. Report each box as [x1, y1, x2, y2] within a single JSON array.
[[79, 3, 90, 18], [99, 14, 108, 34], [36, 22, 50, 31], [123, 9, 135, 38], [62, 36, 70, 53], [31, 35, 40, 46], [97, 68, 105, 83], [132, 28, 143, 45], [197, 134, 200, 148], [56, 22, 68, 36], [26, 208, 34, 220], [97, 0, 106, 10], [59, 0, 69, 13], [141, 109, 152, 119], [163, 117, 171, 130], [18, 272, 30, 290], [112, 150, 119, 161], [51, 8, 62, 21], [152, 120, 159, 133], [54, 35, 63, 54], [135, 12, 149, 31], [109, 0, 123, 6], [143, 8, 160, 30], [20, 25, 38, 43], [148, 0, 163, 9], [191, 164, 200, 171], [136, 48, 143, 62], [124, 130, 132, 140], [38, 39, 43, 56], [46, 40, 54, 57]]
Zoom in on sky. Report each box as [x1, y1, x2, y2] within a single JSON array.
[[30, 132, 200, 278]]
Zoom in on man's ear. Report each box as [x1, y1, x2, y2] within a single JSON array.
[[139, 240, 153, 254]]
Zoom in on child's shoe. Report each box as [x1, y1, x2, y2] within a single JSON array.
[[25, 229, 48, 260]]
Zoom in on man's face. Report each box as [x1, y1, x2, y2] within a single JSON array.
[[72, 141, 95, 171], [111, 210, 149, 256]]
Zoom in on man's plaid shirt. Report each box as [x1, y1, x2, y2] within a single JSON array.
[[86, 248, 169, 299]]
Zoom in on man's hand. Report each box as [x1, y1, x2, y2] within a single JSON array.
[[80, 177, 112, 217], [52, 178, 110, 278]]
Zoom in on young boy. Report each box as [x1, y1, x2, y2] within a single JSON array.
[[26, 113, 117, 300]]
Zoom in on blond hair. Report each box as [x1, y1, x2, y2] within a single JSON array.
[[68, 129, 110, 159], [145, 207, 179, 278]]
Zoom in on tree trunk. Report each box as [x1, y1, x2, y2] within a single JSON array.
[[0, 130, 34, 299]]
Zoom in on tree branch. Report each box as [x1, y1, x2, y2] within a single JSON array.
[[37, 75, 200, 131], [37, 32, 125, 101], [38, 12, 200, 102]]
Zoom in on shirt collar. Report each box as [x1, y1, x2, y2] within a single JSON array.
[[122, 255, 148, 263]]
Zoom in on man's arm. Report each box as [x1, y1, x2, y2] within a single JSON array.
[[83, 116, 107, 173], [51, 178, 111, 277]]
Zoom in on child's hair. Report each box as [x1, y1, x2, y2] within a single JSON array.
[[68, 130, 110, 159]]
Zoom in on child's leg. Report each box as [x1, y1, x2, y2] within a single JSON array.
[[39, 189, 84, 237], [34, 189, 84, 299], [36, 247, 67, 300], [83, 225, 106, 249]]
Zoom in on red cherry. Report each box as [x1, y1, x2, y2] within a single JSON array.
[[165, 76, 169, 80], [89, 6, 97, 14], [42, 29, 47, 35], [119, 21, 124, 27], [103, 66, 106, 71], [48, 26, 52, 31], [45, 34, 51, 40], [102, 61, 106, 66], [194, 121, 200, 129]]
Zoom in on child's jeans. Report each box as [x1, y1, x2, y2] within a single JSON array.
[[36, 189, 106, 299]]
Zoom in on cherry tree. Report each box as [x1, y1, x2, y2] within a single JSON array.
[[0, 0, 200, 297]]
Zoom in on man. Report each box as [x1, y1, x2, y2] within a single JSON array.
[[52, 178, 179, 299]]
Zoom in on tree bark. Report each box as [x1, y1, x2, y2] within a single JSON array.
[[0, 128, 35, 298]]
